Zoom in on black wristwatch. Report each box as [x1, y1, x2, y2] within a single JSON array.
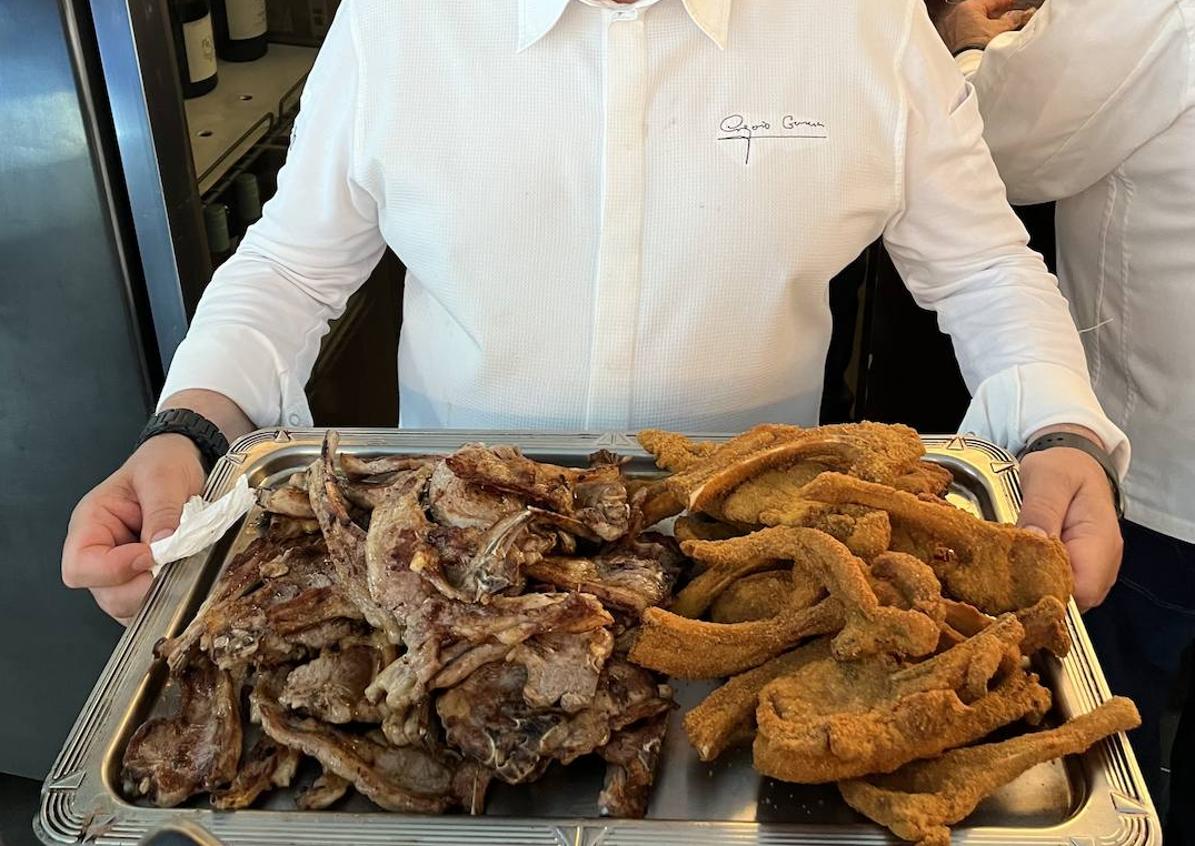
[[135, 409, 230, 475], [1019, 432, 1124, 519]]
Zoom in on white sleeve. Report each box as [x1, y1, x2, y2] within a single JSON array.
[[962, 0, 1190, 204], [882, 6, 1129, 474], [158, 5, 386, 427]]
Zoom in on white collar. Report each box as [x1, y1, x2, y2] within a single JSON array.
[[517, 0, 732, 52]]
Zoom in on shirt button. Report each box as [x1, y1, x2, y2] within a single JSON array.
[[287, 413, 301, 425], [612, 9, 638, 21]]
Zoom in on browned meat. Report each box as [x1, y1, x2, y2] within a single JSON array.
[[158, 534, 294, 670], [122, 659, 242, 807], [710, 570, 814, 624], [417, 511, 554, 604], [437, 659, 671, 784], [211, 736, 301, 810], [281, 644, 386, 724], [339, 452, 436, 478], [446, 444, 630, 541], [892, 461, 954, 498], [752, 617, 1053, 783], [368, 592, 613, 716], [525, 550, 675, 615], [799, 472, 1072, 614], [364, 463, 438, 622], [256, 695, 461, 813], [507, 628, 615, 712], [428, 459, 525, 529], [295, 768, 352, 810], [598, 713, 669, 818], [309, 432, 402, 642], [185, 536, 366, 673]]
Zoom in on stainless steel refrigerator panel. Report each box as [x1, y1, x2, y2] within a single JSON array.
[[0, 0, 155, 778]]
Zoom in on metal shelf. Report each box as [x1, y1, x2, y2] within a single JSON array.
[[184, 44, 317, 194]]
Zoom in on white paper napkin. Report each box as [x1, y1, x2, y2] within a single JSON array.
[[149, 476, 257, 577]]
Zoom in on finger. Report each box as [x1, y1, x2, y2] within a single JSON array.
[[1063, 482, 1123, 611], [1016, 460, 1073, 538], [62, 495, 153, 588], [133, 465, 196, 545], [91, 572, 154, 623], [1068, 531, 1119, 610]]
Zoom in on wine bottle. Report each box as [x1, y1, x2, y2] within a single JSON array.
[[233, 172, 262, 233], [204, 202, 233, 267], [211, 0, 268, 62], [170, 0, 218, 99]]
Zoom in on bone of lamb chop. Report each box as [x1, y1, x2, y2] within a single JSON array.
[[121, 658, 242, 807]]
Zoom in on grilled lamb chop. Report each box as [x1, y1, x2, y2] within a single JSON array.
[[597, 712, 669, 818], [446, 445, 631, 541], [158, 534, 295, 670], [211, 736, 301, 810], [428, 459, 525, 529], [255, 689, 481, 813], [122, 659, 242, 807], [310, 432, 403, 642], [280, 643, 386, 724], [436, 658, 672, 784], [507, 628, 615, 712], [178, 536, 367, 673], [526, 550, 676, 615], [368, 592, 613, 717]]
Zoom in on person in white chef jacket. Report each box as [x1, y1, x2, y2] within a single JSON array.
[[64, 0, 1131, 773], [935, 0, 1195, 836]]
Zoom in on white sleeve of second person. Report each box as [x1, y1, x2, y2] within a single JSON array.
[[158, 7, 385, 428], [882, 6, 1129, 475], [956, 0, 1189, 204]]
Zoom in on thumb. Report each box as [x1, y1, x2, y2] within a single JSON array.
[[1016, 459, 1073, 538], [132, 466, 196, 545]]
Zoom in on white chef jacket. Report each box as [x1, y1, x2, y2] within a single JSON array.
[[958, 0, 1193, 541], [161, 0, 1128, 474]]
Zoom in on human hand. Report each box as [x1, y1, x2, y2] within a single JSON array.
[[61, 435, 206, 625], [934, 0, 1035, 54], [1017, 435, 1123, 611]]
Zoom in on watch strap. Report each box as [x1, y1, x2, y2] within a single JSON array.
[[1019, 432, 1124, 518], [136, 409, 230, 474]]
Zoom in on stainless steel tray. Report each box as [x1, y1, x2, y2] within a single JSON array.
[[37, 429, 1160, 845]]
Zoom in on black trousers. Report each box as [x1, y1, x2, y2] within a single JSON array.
[[1082, 520, 1195, 842]]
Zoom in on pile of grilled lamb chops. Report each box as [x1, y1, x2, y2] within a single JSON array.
[[121, 434, 682, 816]]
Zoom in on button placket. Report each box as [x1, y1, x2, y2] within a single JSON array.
[[584, 10, 648, 429]]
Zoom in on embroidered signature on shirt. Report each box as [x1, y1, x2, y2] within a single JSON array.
[[717, 114, 828, 165]]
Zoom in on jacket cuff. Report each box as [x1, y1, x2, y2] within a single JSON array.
[[959, 362, 1130, 479], [157, 325, 313, 429]]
